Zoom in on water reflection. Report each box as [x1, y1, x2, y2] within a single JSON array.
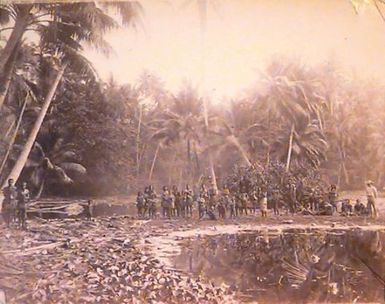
[[173, 229, 385, 303]]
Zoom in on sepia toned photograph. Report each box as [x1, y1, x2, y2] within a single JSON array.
[[1, 0, 385, 303]]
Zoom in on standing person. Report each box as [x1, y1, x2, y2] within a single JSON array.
[[272, 189, 280, 216], [146, 185, 157, 218], [17, 182, 30, 229], [235, 192, 241, 217], [200, 184, 209, 200], [260, 193, 268, 218], [2, 178, 18, 228], [312, 187, 321, 212], [161, 186, 170, 218], [239, 192, 248, 215], [184, 184, 194, 217], [328, 184, 338, 214], [366, 180, 378, 218], [172, 185, 182, 217], [85, 199, 93, 221], [136, 191, 145, 218], [228, 192, 236, 219], [217, 193, 226, 219], [148, 197, 157, 219], [289, 181, 297, 215], [250, 189, 258, 214], [198, 196, 206, 219]]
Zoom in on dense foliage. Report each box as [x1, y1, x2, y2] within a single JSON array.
[[1, 2, 385, 197]]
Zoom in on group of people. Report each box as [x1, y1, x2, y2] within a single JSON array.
[[135, 179, 380, 220], [136, 182, 269, 220], [300, 180, 379, 218], [136, 184, 197, 219], [1, 178, 30, 229], [1, 176, 380, 228]]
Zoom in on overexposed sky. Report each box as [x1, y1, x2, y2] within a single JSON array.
[[86, 0, 385, 99]]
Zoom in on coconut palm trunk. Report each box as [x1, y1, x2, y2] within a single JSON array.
[[0, 92, 29, 176], [266, 110, 271, 167], [228, 135, 251, 166], [0, 5, 31, 77], [35, 179, 45, 200], [337, 146, 349, 185], [2, 64, 66, 188], [0, 42, 20, 110], [149, 141, 161, 181], [285, 123, 295, 172], [136, 104, 143, 176], [198, 0, 218, 190], [4, 121, 15, 139]]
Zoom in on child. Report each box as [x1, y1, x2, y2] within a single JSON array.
[[136, 191, 145, 218], [148, 198, 157, 219], [260, 193, 268, 218], [198, 196, 206, 219], [85, 199, 93, 220]]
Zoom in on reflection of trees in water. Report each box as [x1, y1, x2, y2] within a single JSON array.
[[175, 229, 385, 303]]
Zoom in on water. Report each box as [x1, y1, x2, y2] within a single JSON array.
[[172, 228, 385, 303]]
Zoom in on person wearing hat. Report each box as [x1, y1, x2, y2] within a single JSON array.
[[366, 180, 378, 218]]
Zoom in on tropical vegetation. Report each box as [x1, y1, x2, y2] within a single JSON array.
[[1, 1, 385, 198]]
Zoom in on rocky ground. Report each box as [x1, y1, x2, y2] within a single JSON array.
[[2, 197, 385, 304]]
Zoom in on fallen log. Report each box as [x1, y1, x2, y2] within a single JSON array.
[[1, 241, 65, 256]]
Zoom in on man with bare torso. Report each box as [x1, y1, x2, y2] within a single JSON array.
[[2, 179, 18, 228], [366, 180, 378, 218]]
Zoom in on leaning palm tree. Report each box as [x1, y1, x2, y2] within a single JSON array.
[[1, 2, 141, 189], [0, 2, 142, 106]]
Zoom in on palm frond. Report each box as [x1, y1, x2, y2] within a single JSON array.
[[105, 1, 143, 27], [58, 162, 86, 175], [52, 165, 73, 184], [0, 6, 11, 24]]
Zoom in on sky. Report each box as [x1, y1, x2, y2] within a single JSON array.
[[85, 0, 385, 100]]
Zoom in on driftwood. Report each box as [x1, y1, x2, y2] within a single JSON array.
[[1, 241, 65, 256], [27, 203, 84, 216]]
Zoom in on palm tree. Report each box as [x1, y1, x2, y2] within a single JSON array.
[[1, 2, 141, 189], [9, 138, 86, 198], [0, 2, 142, 89], [256, 60, 327, 171], [271, 120, 328, 169], [148, 85, 203, 181], [181, 0, 222, 190], [202, 101, 265, 166]]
